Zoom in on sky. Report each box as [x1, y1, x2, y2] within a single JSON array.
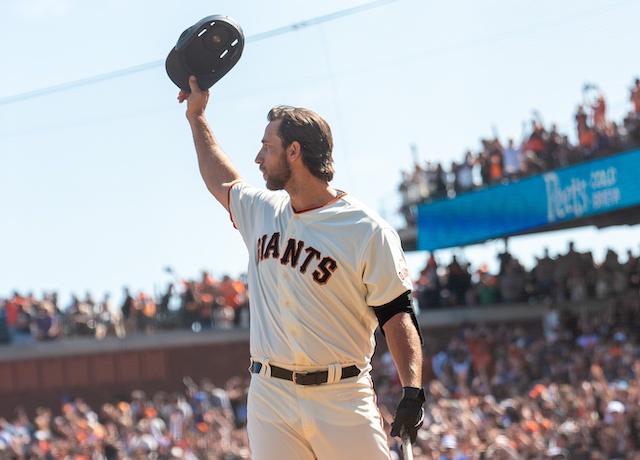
[[1, 0, 639, 308]]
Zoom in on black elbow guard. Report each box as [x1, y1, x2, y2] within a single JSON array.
[[373, 290, 423, 344]]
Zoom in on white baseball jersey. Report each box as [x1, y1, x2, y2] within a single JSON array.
[[228, 180, 413, 370]]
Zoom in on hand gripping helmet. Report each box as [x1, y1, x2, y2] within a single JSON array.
[[166, 15, 244, 92]]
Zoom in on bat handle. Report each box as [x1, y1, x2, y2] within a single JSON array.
[[401, 430, 413, 460]]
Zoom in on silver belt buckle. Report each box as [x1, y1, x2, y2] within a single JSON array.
[[292, 371, 308, 384]]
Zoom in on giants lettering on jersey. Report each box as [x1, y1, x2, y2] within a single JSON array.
[[257, 232, 338, 285]]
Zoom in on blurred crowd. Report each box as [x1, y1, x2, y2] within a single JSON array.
[[1, 287, 640, 458], [2, 241, 638, 345], [0, 374, 251, 460], [399, 78, 640, 226], [413, 241, 640, 311], [0, 273, 249, 345], [384, 287, 640, 459]]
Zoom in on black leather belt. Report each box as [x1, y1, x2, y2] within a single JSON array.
[[252, 362, 360, 385]]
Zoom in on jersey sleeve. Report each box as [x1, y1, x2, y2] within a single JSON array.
[[228, 181, 251, 234], [228, 181, 288, 248], [362, 226, 413, 307]]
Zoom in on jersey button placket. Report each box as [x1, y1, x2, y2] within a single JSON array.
[[278, 262, 300, 351]]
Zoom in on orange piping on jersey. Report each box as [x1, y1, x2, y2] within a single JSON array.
[[227, 179, 243, 229], [293, 190, 347, 214]]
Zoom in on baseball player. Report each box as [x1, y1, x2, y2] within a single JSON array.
[[178, 75, 424, 460]]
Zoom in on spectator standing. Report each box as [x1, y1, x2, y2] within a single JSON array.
[[524, 121, 547, 158], [624, 249, 639, 290], [488, 147, 504, 186], [445, 256, 471, 307], [13, 304, 34, 345], [428, 162, 448, 200], [590, 92, 608, 134], [156, 283, 175, 318], [136, 291, 156, 334], [398, 170, 418, 225], [95, 294, 113, 340], [477, 149, 491, 187], [498, 259, 527, 304], [0, 300, 9, 344], [476, 138, 501, 186], [4, 292, 22, 343], [452, 151, 476, 195], [414, 253, 441, 310], [501, 138, 522, 181], [398, 163, 429, 222], [475, 265, 499, 305], [496, 240, 513, 276], [631, 78, 640, 116], [531, 248, 556, 302], [464, 324, 495, 384], [412, 162, 430, 202], [217, 275, 236, 314], [575, 105, 589, 136], [575, 104, 596, 157], [35, 301, 60, 341], [84, 291, 96, 315], [196, 271, 217, 328], [218, 275, 246, 328], [120, 287, 136, 336], [542, 123, 564, 170], [566, 264, 588, 302], [179, 280, 200, 329]]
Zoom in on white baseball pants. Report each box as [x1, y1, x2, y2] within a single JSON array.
[[247, 364, 392, 460]]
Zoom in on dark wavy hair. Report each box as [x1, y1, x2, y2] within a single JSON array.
[[267, 105, 335, 181]]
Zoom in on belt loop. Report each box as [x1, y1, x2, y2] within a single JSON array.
[[326, 363, 342, 384], [260, 357, 271, 378]]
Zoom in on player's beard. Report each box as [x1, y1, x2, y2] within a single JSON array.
[[265, 150, 292, 191]]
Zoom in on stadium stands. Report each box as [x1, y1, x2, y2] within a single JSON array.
[[1, 77, 639, 459]]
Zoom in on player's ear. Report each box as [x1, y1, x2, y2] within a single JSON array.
[[288, 141, 302, 161]]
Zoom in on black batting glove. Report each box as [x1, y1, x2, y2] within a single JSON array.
[[390, 386, 425, 444]]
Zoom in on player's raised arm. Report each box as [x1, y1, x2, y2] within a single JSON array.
[[178, 75, 242, 212]]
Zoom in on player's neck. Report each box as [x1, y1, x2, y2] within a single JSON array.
[[287, 179, 339, 213]]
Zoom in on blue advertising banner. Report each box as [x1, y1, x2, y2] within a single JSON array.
[[416, 148, 640, 251]]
